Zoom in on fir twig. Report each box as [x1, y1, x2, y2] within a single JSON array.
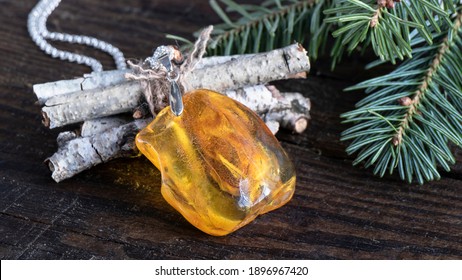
[[324, 0, 454, 66], [341, 8, 462, 184], [178, 0, 334, 59], [207, 0, 314, 55]]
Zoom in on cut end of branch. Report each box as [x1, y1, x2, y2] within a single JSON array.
[[42, 111, 50, 128], [133, 110, 144, 119], [294, 117, 309, 134], [44, 158, 62, 183], [45, 158, 54, 172]]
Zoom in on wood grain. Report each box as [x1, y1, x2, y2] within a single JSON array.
[[0, 0, 461, 259]]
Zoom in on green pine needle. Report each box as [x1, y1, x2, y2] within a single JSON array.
[[341, 10, 462, 184], [183, 0, 334, 60], [208, 0, 315, 55], [324, 0, 453, 66]]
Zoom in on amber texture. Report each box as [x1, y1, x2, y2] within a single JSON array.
[[136, 89, 296, 236]]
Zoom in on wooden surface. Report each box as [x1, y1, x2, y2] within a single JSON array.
[[1, 0, 461, 260]]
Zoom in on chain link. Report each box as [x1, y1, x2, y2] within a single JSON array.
[[27, 0, 127, 72]]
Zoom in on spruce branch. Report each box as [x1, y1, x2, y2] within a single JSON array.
[[198, 0, 453, 66], [324, 0, 454, 66], [174, 0, 334, 60], [208, 0, 315, 55], [341, 8, 462, 184]]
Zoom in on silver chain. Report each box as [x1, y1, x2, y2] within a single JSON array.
[[27, 0, 127, 72]]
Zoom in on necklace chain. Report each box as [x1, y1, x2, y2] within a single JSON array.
[[28, 0, 127, 72]]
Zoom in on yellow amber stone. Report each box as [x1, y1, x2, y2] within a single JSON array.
[[136, 89, 296, 236]]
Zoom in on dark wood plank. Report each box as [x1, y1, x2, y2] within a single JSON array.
[[0, 0, 461, 260]]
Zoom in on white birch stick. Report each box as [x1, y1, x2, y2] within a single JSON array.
[[37, 43, 309, 128], [182, 43, 309, 92], [266, 91, 311, 133], [80, 116, 132, 137], [34, 69, 128, 105], [225, 85, 310, 134], [47, 119, 151, 182]]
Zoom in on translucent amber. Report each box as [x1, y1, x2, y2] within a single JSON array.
[[136, 89, 296, 236]]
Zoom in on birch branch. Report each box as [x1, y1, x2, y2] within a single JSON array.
[[225, 85, 310, 134], [184, 43, 308, 91], [36, 43, 310, 128], [34, 69, 128, 105], [80, 116, 133, 137], [47, 119, 150, 182]]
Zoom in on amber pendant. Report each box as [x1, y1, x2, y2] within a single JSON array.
[[136, 89, 296, 236]]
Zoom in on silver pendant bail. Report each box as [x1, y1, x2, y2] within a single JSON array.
[[145, 46, 184, 116]]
